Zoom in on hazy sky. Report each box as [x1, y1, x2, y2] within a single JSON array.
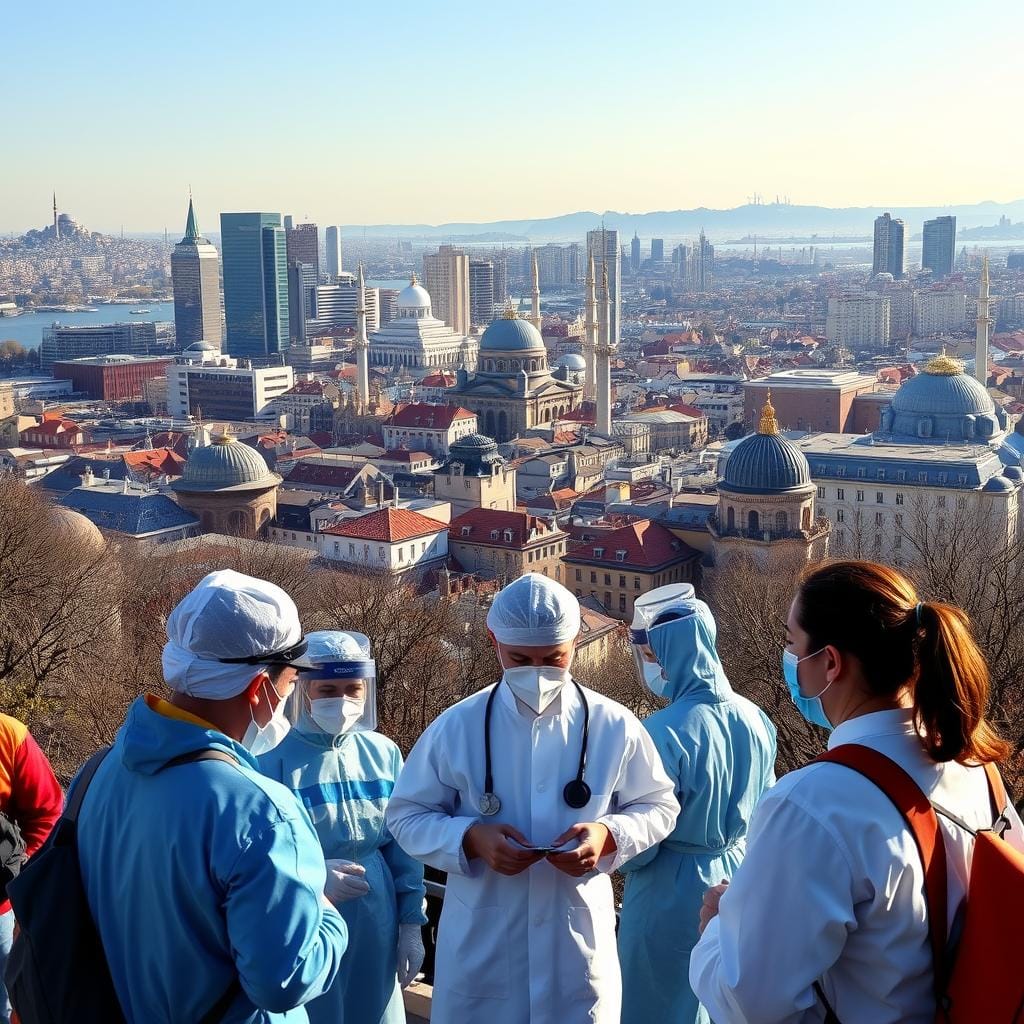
[[5, 0, 1023, 233]]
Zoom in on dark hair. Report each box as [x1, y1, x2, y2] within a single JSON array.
[[795, 560, 1009, 765]]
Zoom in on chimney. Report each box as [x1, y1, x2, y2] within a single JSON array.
[[393, 484, 400, 508], [377, 477, 385, 508]]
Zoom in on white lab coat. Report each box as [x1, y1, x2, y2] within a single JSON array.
[[386, 681, 679, 1024], [690, 709, 1024, 1024]]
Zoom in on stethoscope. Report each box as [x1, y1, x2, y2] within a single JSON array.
[[478, 677, 592, 817]]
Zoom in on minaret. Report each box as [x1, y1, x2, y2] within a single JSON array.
[[354, 263, 371, 412], [52, 192, 59, 240], [974, 254, 991, 386], [582, 252, 598, 402], [530, 250, 542, 334], [596, 261, 613, 436]]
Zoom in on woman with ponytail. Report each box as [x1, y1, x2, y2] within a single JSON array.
[[689, 560, 1023, 1024]]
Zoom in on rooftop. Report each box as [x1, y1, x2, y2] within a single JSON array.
[[563, 519, 699, 570], [449, 509, 562, 548], [321, 506, 446, 543], [58, 483, 199, 537], [387, 403, 476, 430]]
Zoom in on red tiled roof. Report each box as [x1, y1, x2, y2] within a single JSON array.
[[530, 487, 579, 511], [26, 418, 79, 436], [667, 402, 705, 419], [563, 520, 699, 570], [419, 371, 456, 387], [386, 403, 475, 429], [560, 406, 596, 424], [150, 431, 191, 458], [449, 509, 562, 548], [283, 380, 333, 396], [285, 462, 362, 488], [308, 431, 335, 448], [381, 450, 431, 463], [322, 507, 446, 542], [122, 448, 186, 478]]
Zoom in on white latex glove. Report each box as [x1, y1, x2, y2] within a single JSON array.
[[324, 859, 370, 904], [396, 923, 425, 989]]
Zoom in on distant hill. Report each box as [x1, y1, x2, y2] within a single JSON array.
[[343, 199, 1024, 242]]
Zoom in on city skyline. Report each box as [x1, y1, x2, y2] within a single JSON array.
[[5, 0, 1023, 232]]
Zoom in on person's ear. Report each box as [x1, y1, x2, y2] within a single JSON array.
[[246, 672, 269, 705], [824, 645, 843, 684]]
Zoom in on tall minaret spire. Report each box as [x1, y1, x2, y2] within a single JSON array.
[[530, 250, 542, 334], [974, 254, 991, 386], [354, 263, 371, 412], [52, 192, 59, 240], [582, 251, 598, 403], [596, 261, 613, 436]]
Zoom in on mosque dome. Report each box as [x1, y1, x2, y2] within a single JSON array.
[[720, 395, 812, 495], [48, 505, 105, 551], [446, 432, 504, 475], [555, 353, 586, 371], [882, 353, 1000, 443], [172, 433, 280, 493], [479, 309, 545, 353], [396, 276, 432, 311]]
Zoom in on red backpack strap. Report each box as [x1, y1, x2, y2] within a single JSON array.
[[815, 745, 948, 995]]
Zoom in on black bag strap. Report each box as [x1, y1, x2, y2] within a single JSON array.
[[65, 746, 114, 824], [814, 981, 841, 1023], [160, 748, 238, 772]]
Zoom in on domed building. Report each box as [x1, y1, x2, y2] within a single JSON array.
[[710, 395, 830, 564], [368, 275, 477, 378], [433, 432, 517, 518], [446, 306, 584, 442], [879, 352, 1005, 442], [171, 430, 282, 536]]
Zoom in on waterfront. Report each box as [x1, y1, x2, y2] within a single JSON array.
[[0, 301, 175, 349]]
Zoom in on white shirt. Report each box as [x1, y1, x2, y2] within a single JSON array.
[[385, 681, 679, 1024], [690, 709, 1024, 1024]]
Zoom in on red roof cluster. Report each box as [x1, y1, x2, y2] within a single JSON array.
[[123, 448, 186, 479], [322, 507, 445, 543], [563, 520, 698, 570], [285, 462, 362, 488], [449, 509, 561, 548], [386, 403, 475, 430], [419, 371, 456, 387]]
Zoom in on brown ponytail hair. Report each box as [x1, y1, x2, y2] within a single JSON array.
[[795, 560, 1009, 765]]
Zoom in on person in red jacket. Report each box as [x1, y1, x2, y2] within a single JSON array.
[[0, 714, 63, 1024]]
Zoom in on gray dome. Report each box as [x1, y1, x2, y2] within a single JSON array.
[[984, 475, 1015, 493], [479, 314, 544, 353], [555, 353, 586, 370], [720, 398, 812, 495], [446, 433, 504, 476], [883, 354, 1000, 443], [172, 436, 280, 493]]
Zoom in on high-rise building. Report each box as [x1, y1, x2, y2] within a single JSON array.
[[287, 261, 311, 345], [309, 277, 380, 332], [976, 255, 991, 385], [872, 213, 905, 279], [283, 215, 294, 232], [286, 222, 320, 280], [922, 216, 956, 280], [672, 243, 689, 282], [469, 259, 495, 327], [913, 288, 966, 335], [220, 213, 290, 359], [171, 196, 222, 348], [378, 288, 399, 325], [631, 232, 641, 272], [39, 322, 158, 371], [693, 231, 714, 290], [422, 245, 471, 336], [825, 293, 891, 349], [651, 238, 665, 264], [534, 244, 581, 288], [586, 228, 620, 343], [325, 225, 342, 279]]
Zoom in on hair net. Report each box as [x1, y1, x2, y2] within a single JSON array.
[[305, 630, 372, 666], [162, 569, 304, 699], [487, 573, 582, 646]]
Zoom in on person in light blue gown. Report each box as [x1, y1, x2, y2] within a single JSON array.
[[260, 630, 426, 1024], [618, 585, 777, 1024]]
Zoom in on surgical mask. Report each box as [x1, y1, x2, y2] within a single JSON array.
[[310, 696, 365, 736], [640, 659, 671, 698], [502, 666, 571, 714], [782, 648, 834, 730], [241, 678, 292, 755]]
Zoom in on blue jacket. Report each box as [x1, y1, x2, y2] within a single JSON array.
[[74, 696, 348, 1024]]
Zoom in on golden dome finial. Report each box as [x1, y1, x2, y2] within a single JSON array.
[[212, 423, 235, 445], [758, 390, 780, 435], [410, 271, 418, 286], [925, 348, 964, 376], [502, 297, 519, 319]]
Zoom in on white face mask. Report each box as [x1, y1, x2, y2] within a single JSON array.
[[241, 678, 292, 755], [641, 659, 671, 697], [310, 696, 365, 736], [501, 665, 571, 714]]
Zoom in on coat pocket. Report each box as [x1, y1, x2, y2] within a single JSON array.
[[440, 892, 511, 1000], [561, 904, 619, 1001]]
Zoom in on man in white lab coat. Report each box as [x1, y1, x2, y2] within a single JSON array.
[[386, 573, 679, 1024]]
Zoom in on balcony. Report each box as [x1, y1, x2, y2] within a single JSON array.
[[707, 514, 831, 544]]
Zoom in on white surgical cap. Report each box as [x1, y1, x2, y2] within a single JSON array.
[[162, 569, 303, 699], [305, 630, 371, 665], [487, 573, 582, 646]]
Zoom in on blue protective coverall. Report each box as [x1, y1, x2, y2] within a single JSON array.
[[74, 695, 348, 1024], [260, 712, 426, 1024], [617, 603, 777, 1024]]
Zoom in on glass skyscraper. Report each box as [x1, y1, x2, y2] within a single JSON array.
[[872, 213, 906, 279], [171, 197, 222, 348], [220, 212, 289, 359], [922, 216, 956, 280]]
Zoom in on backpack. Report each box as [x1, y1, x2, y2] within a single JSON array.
[[814, 744, 1024, 1024], [5, 746, 242, 1024], [0, 810, 27, 895]]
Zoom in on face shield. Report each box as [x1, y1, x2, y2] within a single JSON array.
[[294, 630, 378, 735], [629, 583, 697, 695]]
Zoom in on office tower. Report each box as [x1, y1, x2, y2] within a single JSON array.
[[922, 216, 956, 280], [354, 264, 370, 410], [309, 277, 379, 331], [631, 232, 640, 272], [469, 259, 495, 327], [651, 238, 665, 263], [976, 255, 991, 385], [286, 222, 320, 280], [287, 261, 311, 344], [672, 243, 689, 283], [586, 228, 620, 343], [171, 195, 222, 348], [422, 245, 471, 336], [325, 225, 342, 278], [825, 293, 891, 349], [378, 288, 399, 325], [283, 215, 294, 231], [39, 322, 157, 371], [220, 212, 290, 359], [693, 231, 714, 290], [872, 213, 906, 279]]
